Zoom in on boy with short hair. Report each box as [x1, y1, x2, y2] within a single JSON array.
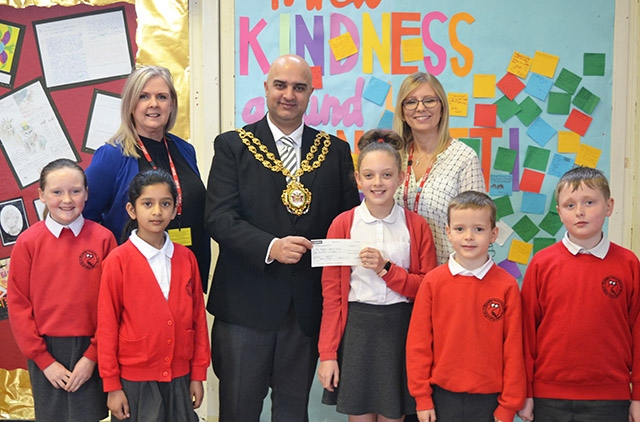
[[518, 166, 640, 422], [406, 190, 525, 422]]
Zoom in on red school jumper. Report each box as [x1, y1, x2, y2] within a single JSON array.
[[318, 207, 437, 362], [97, 240, 210, 392], [406, 263, 525, 422], [8, 221, 117, 369], [521, 241, 640, 401]]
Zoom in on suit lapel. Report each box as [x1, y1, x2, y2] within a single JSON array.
[[252, 117, 288, 191]]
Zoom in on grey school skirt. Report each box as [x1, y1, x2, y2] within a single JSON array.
[[27, 336, 107, 422], [322, 301, 416, 418]]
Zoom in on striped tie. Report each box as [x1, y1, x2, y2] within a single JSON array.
[[280, 136, 298, 181]]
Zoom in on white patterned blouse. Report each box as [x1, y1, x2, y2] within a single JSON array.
[[395, 139, 485, 265]]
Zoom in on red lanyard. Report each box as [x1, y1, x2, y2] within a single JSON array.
[[402, 144, 432, 213], [137, 137, 183, 216]]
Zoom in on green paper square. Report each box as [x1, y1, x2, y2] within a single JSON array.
[[495, 95, 521, 123], [584, 53, 605, 76], [459, 138, 481, 157], [512, 215, 540, 242], [533, 237, 557, 254], [523, 145, 551, 172], [493, 147, 517, 173], [572, 87, 600, 114], [554, 68, 582, 94], [517, 96, 542, 126], [549, 194, 558, 214], [494, 195, 514, 220], [539, 212, 564, 235], [547, 92, 571, 114]]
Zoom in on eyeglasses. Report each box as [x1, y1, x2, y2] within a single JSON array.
[[402, 97, 440, 110]]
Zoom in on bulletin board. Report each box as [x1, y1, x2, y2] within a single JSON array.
[[230, 0, 618, 280]]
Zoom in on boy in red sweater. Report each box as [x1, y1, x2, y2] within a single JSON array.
[[519, 166, 640, 422], [406, 191, 525, 422]]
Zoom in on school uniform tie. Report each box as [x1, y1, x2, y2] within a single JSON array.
[[279, 136, 298, 182]]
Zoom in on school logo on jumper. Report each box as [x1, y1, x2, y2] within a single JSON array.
[[482, 298, 505, 322], [79, 250, 99, 270], [601, 276, 623, 299], [185, 279, 193, 297]]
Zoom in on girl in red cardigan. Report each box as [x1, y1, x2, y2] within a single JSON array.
[[317, 129, 437, 422], [8, 158, 117, 422], [97, 169, 209, 421]]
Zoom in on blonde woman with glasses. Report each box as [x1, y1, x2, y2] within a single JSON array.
[[393, 72, 484, 265]]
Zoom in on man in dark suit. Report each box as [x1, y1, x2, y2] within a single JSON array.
[[205, 54, 360, 421]]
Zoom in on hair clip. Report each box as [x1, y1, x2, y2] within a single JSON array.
[[377, 138, 385, 143]]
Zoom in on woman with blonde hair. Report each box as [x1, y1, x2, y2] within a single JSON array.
[[393, 72, 484, 265], [85, 65, 210, 291]]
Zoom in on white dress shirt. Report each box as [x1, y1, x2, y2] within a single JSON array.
[[130, 230, 174, 300]]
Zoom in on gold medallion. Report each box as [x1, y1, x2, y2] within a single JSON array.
[[281, 180, 312, 215]]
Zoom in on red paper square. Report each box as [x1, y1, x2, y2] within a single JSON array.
[[474, 104, 497, 127], [311, 66, 323, 89], [497, 72, 525, 100], [520, 168, 545, 193], [564, 108, 592, 136]]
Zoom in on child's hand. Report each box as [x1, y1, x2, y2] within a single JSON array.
[[317, 360, 340, 392], [190, 380, 204, 409], [417, 408, 436, 422], [517, 397, 534, 422], [42, 361, 72, 389], [107, 390, 130, 420], [629, 400, 640, 422], [65, 356, 95, 392], [360, 247, 385, 274]]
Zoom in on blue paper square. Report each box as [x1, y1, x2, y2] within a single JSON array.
[[363, 76, 391, 106], [489, 174, 513, 196], [527, 117, 556, 146], [548, 153, 574, 178], [521, 192, 546, 214], [524, 74, 554, 101], [377, 109, 394, 129]]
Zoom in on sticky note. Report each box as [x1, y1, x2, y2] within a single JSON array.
[[554, 68, 582, 94], [512, 215, 540, 242], [450, 128, 469, 139], [521, 192, 547, 214], [363, 76, 391, 106], [490, 174, 513, 196], [494, 147, 517, 173], [572, 87, 600, 115], [564, 109, 593, 136], [497, 72, 525, 101], [310, 66, 323, 89], [495, 96, 521, 123], [548, 153, 574, 178], [531, 50, 559, 78], [459, 138, 481, 157], [498, 259, 522, 278], [448, 92, 469, 117], [575, 143, 602, 168], [539, 211, 564, 235], [494, 195, 515, 219], [495, 220, 514, 246], [377, 109, 394, 129], [508, 239, 534, 265], [527, 117, 556, 147], [584, 53, 605, 76], [523, 145, 551, 172], [547, 92, 571, 115], [507, 51, 532, 79], [474, 104, 497, 127], [517, 96, 542, 126], [401, 38, 424, 62], [533, 237, 557, 254], [520, 169, 545, 193], [473, 74, 496, 98], [557, 131, 580, 153], [524, 74, 554, 101], [329, 32, 358, 61]]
